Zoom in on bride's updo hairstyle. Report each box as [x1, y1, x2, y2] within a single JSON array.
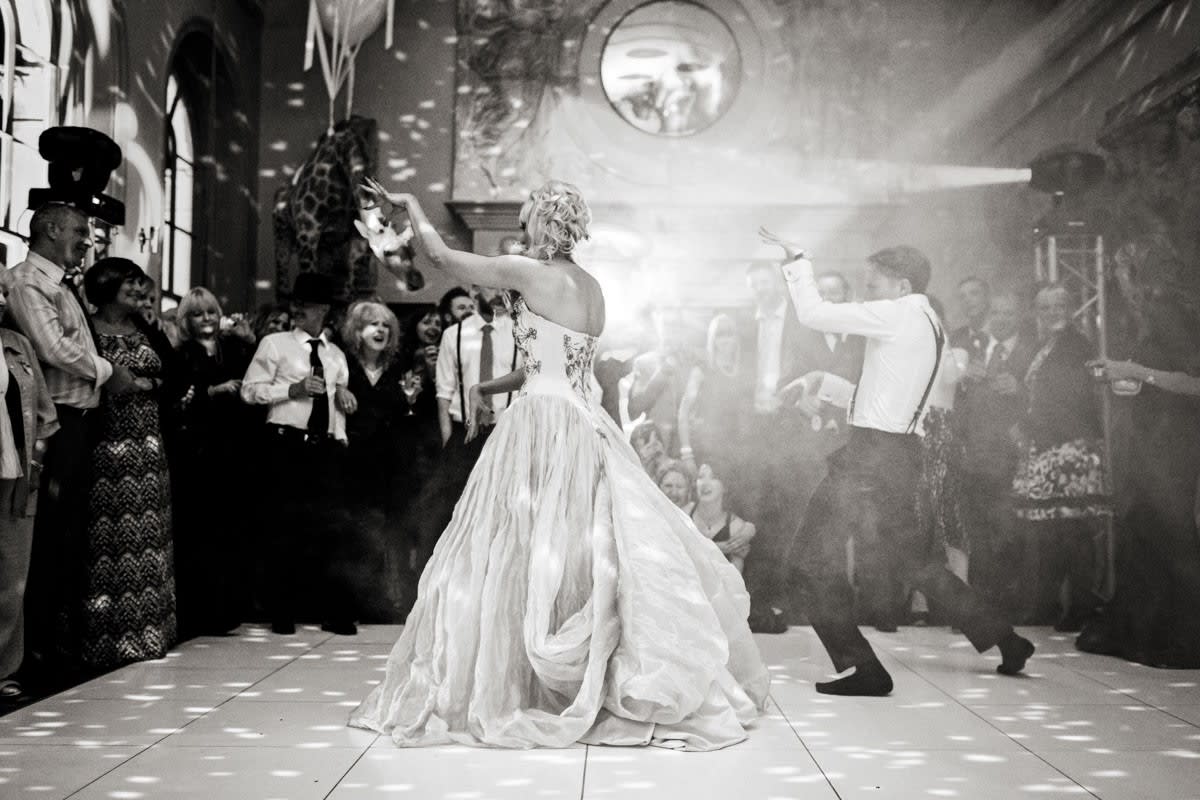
[[519, 180, 591, 262]]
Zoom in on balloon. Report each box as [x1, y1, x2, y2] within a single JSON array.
[[315, 0, 388, 49]]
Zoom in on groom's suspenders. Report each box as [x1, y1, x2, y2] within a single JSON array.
[[846, 309, 945, 434]]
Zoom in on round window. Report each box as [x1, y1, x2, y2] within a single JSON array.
[[600, 1, 742, 137]]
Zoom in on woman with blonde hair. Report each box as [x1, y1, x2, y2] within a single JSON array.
[[341, 300, 419, 621], [172, 285, 258, 638], [350, 178, 768, 750]]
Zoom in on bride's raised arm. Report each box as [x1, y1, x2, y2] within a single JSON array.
[[362, 178, 542, 294]]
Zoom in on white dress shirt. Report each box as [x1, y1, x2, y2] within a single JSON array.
[[782, 258, 942, 435], [984, 334, 1018, 366], [754, 300, 786, 414], [241, 329, 349, 442], [436, 313, 519, 423], [823, 332, 846, 352]]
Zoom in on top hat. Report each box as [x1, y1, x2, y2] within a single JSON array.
[[291, 272, 335, 305], [28, 127, 125, 225]]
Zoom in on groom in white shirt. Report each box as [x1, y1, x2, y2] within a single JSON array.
[[762, 232, 1034, 696]]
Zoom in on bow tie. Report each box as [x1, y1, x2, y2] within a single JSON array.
[[62, 268, 85, 290]]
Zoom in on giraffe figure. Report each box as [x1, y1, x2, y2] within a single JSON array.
[[273, 115, 379, 300]]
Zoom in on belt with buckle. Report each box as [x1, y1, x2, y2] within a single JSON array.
[[267, 423, 338, 445]]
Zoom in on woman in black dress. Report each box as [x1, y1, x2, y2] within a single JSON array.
[[342, 301, 418, 621], [171, 286, 257, 637]]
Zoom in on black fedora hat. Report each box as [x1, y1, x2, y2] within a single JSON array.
[[291, 272, 335, 305]]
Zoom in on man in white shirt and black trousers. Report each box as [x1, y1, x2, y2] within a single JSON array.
[[410, 284, 518, 570], [761, 229, 1034, 696], [241, 272, 357, 636]]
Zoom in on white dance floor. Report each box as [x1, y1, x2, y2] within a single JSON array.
[[2, 625, 1199, 799]]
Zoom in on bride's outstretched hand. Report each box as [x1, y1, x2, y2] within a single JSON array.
[[360, 177, 410, 217], [758, 226, 807, 262]]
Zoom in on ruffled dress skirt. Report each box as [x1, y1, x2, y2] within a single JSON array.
[[349, 388, 770, 750]]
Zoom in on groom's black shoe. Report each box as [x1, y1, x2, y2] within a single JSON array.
[[271, 620, 296, 635], [816, 659, 893, 696], [321, 620, 358, 636], [997, 631, 1036, 675]]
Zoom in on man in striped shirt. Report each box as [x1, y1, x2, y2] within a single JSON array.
[[5, 203, 136, 678]]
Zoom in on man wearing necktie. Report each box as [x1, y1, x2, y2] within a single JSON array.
[[956, 292, 1037, 613], [409, 285, 518, 570], [950, 276, 992, 364], [6, 203, 138, 681], [241, 272, 357, 636]]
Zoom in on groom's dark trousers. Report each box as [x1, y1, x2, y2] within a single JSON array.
[[788, 426, 1013, 672]]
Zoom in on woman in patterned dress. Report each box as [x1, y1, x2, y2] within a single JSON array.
[[81, 258, 176, 669], [1011, 284, 1110, 630], [915, 296, 967, 557], [350, 178, 768, 751]]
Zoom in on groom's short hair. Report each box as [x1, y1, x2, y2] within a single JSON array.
[[867, 246, 932, 294]]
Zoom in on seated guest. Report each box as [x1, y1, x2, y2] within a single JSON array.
[[84, 257, 177, 669], [1011, 284, 1110, 630], [690, 463, 756, 573], [656, 459, 695, 510], [0, 277, 58, 700], [342, 300, 416, 621], [171, 287, 257, 638], [241, 272, 357, 635]]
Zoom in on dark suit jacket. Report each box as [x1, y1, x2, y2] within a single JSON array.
[[1025, 326, 1101, 448], [950, 325, 989, 362], [738, 301, 808, 402], [958, 333, 1037, 479], [795, 327, 865, 383]]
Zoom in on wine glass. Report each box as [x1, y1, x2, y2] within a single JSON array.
[[401, 370, 420, 415]]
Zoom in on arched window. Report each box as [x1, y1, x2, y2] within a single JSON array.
[[163, 72, 196, 304], [0, 0, 58, 265]]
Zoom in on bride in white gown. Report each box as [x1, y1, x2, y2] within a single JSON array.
[[349, 178, 770, 750]]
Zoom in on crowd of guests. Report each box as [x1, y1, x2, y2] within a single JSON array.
[[609, 260, 1200, 667], [2, 200, 1197, 704], [0, 201, 503, 700]]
